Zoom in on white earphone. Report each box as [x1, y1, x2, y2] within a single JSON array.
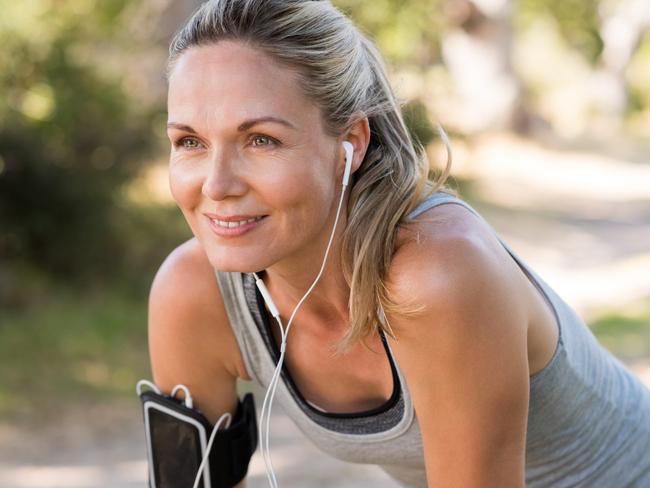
[[342, 140, 354, 186]]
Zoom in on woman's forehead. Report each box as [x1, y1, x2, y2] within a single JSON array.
[[167, 42, 320, 132]]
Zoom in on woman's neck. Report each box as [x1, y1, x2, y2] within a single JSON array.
[[260, 238, 351, 330]]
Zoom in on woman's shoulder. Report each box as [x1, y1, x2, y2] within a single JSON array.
[[391, 200, 490, 288], [148, 237, 250, 381], [388, 200, 529, 323], [150, 237, 221, 319]]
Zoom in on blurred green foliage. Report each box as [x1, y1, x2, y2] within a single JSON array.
[[0, 283, 151, 422], [518, 0, 603, 64], [0, 0, 168, 302], [402, 99, 439, 149], [335, 0, 444, 66], [589, 299, 650, 362], [626, 31, 650, 115]]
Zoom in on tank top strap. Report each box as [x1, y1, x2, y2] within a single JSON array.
[[407, 190, 480, 220]]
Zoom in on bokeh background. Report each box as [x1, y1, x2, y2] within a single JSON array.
[[1, 0, 649, 486]]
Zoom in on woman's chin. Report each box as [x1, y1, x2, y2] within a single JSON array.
[[204, 249, 271, 273]]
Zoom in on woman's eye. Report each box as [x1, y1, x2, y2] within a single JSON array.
[[175, 137, 202, 150], [251, 135, 276, 147], [172, 135, 278, 150]]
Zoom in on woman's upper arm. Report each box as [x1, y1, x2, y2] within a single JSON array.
[[147, 237, 245, 425], [386, 230, 530, 488]]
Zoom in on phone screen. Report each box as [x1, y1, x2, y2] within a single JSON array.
[[147, 406, 208, 488]]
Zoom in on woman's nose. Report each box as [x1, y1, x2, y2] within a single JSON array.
[[201, 150, 247, 201]]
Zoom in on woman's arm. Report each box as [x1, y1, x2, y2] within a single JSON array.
[[387, 222, 530, 488], [148, 238, 249, 487]]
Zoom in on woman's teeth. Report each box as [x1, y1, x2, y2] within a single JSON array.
[[213, 216, 263, 228]]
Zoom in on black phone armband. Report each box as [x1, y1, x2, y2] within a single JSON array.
[[137, 381, 257, 488]]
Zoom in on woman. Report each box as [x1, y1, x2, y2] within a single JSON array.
[[147, 0, 650, 486]]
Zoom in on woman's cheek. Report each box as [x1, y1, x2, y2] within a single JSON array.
[[168, 162, 204, 209], [168, 165, 205, 243]]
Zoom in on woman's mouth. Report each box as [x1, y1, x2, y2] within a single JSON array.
[[206, 214, 267, 237], [213, 216, 264, 228]]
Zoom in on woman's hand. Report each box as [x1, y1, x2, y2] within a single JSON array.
[[387, 214, 530, 488]]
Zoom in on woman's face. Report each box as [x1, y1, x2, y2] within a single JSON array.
[[167, 41, 344, 272]]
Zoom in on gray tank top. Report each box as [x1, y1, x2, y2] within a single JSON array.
[[215, 191, 650, 487]]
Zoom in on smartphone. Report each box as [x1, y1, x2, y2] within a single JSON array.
[[141, 391, 214, 488]]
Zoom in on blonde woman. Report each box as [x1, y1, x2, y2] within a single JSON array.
[[145, 0, 650, 486]]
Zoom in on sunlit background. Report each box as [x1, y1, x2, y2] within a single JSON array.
[[1, 0, 649, 486]]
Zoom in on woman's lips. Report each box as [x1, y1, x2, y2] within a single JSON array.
[[206, 214, 268, 237]]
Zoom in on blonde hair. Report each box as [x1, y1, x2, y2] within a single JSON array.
[[168, 0, 456, 350]]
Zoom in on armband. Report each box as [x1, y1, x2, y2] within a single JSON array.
[[137, 380, 257, 488]]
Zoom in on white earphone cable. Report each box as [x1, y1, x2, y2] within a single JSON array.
[[192, 411, 233, 488], [258, 175, 349, 488]]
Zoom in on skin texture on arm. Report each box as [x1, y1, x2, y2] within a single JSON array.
[[386, 211, 530, 488], [148, 238, 249, 488]]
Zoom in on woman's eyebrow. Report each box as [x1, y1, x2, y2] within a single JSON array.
[[237, 116, 296, 131], [166, 116, 296, 133], [166, 122, 197, 133]]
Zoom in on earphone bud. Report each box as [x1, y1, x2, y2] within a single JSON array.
[[342, 140, 354, 186]]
